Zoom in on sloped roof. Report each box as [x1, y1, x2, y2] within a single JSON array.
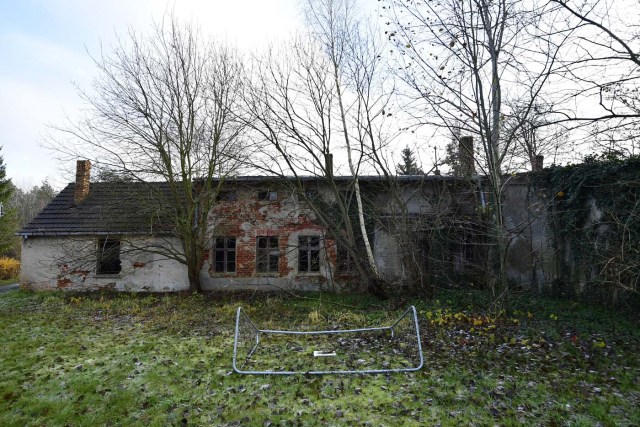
[[18, 174, 464, 237], [19, 182, 177, 237]]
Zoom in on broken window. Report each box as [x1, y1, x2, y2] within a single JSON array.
[[304, 190, 318, 199], [214, 237, 236, 273], [298, 235, 320, 273], [258, 190, 278, 201], [256, 236, 279, 273], [97, 238, 121, 275]]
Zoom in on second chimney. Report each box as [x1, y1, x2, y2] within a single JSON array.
[[74, 160, 91, 204], [532, 155, 544, 172], [459, 136, 475, 178], [324, 153, 333, 179]]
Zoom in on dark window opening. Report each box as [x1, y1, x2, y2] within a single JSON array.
[[258, 190, 278, 201], [214, 237, 236, 273], [256, 236, 279, 273], [451, 231, 477, 272], [298, 235, 320, 273], [97, 238, 121, 275], [337, 244, 356, 273], [215, 191, 237, 202]]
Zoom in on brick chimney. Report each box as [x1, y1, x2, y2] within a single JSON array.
[[459, 136, 475, 178], [532, 155, 544, 172], [74, 160, 91, 204], [324, 153, 333, 178]]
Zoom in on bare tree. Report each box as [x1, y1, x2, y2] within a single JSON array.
[[386, 0, 574, 304], [49, 17, 247, 292], [244, 0, 403, 295], [503, 100, 570, 170], [304, 0, 384, 280], [547, 0, 640, 155]]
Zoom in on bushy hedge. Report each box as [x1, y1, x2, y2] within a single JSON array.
[[0, 257, 19, 280]]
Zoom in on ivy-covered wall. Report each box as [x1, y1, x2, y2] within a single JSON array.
[[533, 155, 640, 304]]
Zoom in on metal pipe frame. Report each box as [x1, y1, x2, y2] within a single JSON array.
[[232, 306, 424, 375]]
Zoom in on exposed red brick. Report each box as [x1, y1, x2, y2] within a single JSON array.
[[57, 278, 72, 288], [210, 187, 338, 281]]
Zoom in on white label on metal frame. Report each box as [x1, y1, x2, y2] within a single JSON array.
[[313, 350, 337, 357]]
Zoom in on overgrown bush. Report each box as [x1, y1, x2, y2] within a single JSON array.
[[0, 257, 20, 280]]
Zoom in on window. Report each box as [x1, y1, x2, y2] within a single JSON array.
[[304, 190, 318, 199], [258, 190, 278, 201], [97, 238, 121, 275], [298, 235, 320, 273], [337, 244, 355, 273], [256, 236, 279, 273], [214, 237, 236, 273], [215, 191, 237, 202]]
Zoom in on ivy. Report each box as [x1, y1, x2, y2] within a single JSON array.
[[534, 154, 640, 301]]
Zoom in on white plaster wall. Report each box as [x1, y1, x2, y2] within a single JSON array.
[[20, 236, 189, 292]]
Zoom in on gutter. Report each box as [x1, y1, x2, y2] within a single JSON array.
[[17, 231, 174, 238]]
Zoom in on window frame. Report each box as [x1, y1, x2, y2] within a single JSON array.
[[298, 235, 321, 273], [258, 190, 278, 201], [96, 238, 122, 275], [256, 236, 280, 274], [213, 237, 237, 273]]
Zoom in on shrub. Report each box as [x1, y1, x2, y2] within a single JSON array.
[[0, 257, 20, 280]]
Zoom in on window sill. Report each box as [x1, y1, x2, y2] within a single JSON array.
[[256, 272, 280, 277], [93, 274, 122, 279], [335, 271, 357, 277]]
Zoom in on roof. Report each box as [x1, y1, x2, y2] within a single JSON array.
[[219, 174, 460, 183], [18, 174, 469, 237], [19, 182, 176, 237]]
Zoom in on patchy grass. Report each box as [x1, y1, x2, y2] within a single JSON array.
[[0, 278, 18, 286], [0, 290, 638, 426]]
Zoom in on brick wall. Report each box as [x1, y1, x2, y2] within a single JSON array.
[[203, 184, 338, 291]]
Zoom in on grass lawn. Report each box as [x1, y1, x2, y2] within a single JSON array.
[[0, 289, 638, 426]]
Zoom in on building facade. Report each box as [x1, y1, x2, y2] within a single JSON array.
[[19, 160, 553, 293]]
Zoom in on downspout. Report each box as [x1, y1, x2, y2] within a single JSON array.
[[477, 176, 487, 210]]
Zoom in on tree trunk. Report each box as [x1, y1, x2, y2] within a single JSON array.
[[332, 62, 381, 281], [188, 265, 202, 293]]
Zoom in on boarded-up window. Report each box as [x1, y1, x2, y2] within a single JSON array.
[[97, 238, 121, 275], [298, 236, 320, 273], [214, 237, 236, 273], [256, 236, 279, 273]]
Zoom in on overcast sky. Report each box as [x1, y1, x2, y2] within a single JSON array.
[[0, 0, 303, 190]]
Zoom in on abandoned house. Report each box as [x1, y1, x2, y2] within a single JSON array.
[[18, 146, 554, 293]]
